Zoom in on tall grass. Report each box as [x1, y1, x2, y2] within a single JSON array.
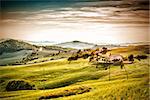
[[0, 57, 149, 100]]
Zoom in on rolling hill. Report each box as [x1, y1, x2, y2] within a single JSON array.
[[0, 39, 38, 55], [55, 40, 96, 49], [0, 39, 73, 66], [55, 40, 123, 49], [0, 39, 149, 66], [0, 45, 149, 99], [0, 39, 39, 65]]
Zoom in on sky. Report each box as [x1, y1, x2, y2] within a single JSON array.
[[0, 0, 149, 44]]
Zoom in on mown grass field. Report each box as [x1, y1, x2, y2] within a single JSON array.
[[0, 47, 149, 100]]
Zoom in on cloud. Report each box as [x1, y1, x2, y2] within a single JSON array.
[[1, 0, 148, 25], [1, 0, 149, 43], [2, 5, 148, 25]]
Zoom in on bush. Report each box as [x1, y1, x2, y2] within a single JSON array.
[[68, 55, 78, 61], [128, 54, 134, 61], [82, 54, 90, 59], [6, 80, 36, 91], [135, 55, 148, 61]]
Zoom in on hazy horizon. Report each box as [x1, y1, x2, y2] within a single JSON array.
[[1, 0, 149, 44]]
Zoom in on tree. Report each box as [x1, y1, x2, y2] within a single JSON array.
[[128, 54, 134, 61]]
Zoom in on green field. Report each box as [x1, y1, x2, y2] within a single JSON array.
[[0, 50, 149, 100]]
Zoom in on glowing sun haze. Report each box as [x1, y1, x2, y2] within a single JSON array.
[[1, 0, 149, 44]]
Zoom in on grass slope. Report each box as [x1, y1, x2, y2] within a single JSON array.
[[0, 50, 33, 65], [0, 58, 149, 100], [0, 46, 149, 100], [0, 39, 38, 55], [0, 39, 73, 65]]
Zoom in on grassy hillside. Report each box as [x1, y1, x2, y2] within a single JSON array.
[[0, 39, 73, 66], [0, 39, 38, 55], [109, 45, 149, 56], [0, 50, 33, 65], [0, 45, 149, 100]]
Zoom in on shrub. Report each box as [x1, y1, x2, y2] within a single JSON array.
[[68, 55, 78, 62], [82, 54, 90, 59], [6, 80, 36, 91], [135, 55, 148, 61], [50, 58, 54, 60], [128, 54, 134, 61]]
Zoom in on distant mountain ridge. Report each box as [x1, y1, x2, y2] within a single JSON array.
[[55, 40, 96, 49], [1, 39, 149, 51], [28, 40, 57, 46], [55, 40, 123, 49]]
